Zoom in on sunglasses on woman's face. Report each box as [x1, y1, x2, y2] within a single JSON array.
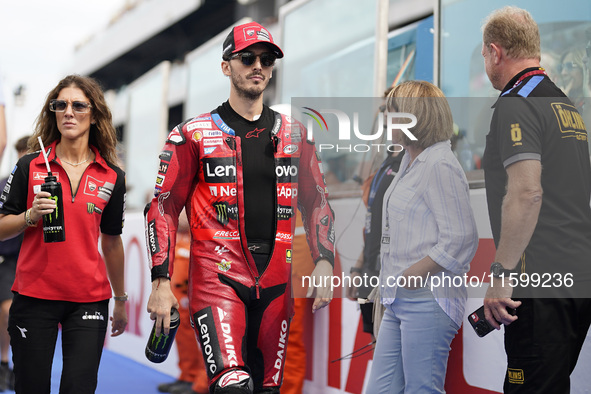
[[229, 52, 277, 67], [49, 99, 92, 114], [559, 61, 579, 73]]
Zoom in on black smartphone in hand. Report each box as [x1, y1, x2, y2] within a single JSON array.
[[468, 305, 516, 337], [468, 305, 496, 337]]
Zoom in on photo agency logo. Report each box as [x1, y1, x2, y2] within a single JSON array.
[[300, 105, 418, 153]]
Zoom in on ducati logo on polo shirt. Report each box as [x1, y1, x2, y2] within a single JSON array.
[[83, 175, 114, 202]]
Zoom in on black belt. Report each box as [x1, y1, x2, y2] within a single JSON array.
[[247, 242, 272, 255]]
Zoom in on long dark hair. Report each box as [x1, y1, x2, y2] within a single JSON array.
[[29, 74, 119, 165]]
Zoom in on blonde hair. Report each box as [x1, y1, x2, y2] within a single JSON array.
[[386, 80, 453, 149], [29, 75, 119, 165], [482, 6, 540, 60]]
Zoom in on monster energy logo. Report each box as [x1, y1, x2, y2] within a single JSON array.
[[48, 195, 59, 223], [150, 330, 170, 351], [213, 202, 237, 225], [277, 205, 294, 220]]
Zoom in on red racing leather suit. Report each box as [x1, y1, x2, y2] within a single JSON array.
[[145, 109, 334, 391]]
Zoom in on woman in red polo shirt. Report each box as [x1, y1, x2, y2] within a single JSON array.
[[0, 74, 127, 394]]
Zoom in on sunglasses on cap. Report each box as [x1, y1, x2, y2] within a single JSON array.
[[229, 52, 277, 67], [49, 99, 92, 114]]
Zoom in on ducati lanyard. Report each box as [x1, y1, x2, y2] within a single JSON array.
[[511, 68, 547, 89]]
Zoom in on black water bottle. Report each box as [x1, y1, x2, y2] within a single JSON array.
[[145, 308, 180, 363], [41, 174, 65, 243]]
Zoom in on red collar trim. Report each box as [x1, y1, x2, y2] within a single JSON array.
[[512, 68, 547, 89]]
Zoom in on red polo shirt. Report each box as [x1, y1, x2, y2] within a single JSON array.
[[0, 140, 125, 302]]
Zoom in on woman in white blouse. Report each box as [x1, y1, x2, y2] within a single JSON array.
[[366, 81, 478, 393]]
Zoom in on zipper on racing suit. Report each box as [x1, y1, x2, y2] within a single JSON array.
[[262, 132, 280, 303], [227, 135, 261, 299], [255, 276, 260, 298]]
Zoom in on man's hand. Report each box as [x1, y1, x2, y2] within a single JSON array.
[[147, 278, 179, 336], [306, 259, 334, 313], [483, 277, 521, 329]]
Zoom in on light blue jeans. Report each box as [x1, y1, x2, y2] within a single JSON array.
[[365, 287, 459, 394]]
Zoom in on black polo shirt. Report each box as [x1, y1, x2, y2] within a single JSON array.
[[482, 68, 591, 292]]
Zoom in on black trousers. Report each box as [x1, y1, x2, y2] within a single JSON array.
[[504, 297, 591, 393], [8, 293, 108, 394]]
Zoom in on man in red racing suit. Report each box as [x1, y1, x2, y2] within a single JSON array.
[[145, 22, 334, 394]]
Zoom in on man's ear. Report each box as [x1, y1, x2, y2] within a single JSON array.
[[221, 61, 231, 77], [490, 43, 503, 64]]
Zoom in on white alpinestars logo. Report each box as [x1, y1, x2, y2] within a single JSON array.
[[16, 326, 27, 338]]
